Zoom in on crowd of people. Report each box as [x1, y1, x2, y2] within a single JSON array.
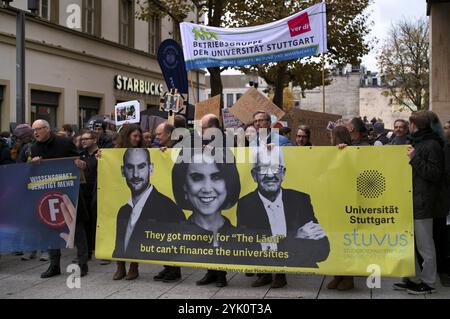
[[0, 109, 449, 295]]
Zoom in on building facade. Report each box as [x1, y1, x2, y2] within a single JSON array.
[[427, 0, 450, 122], [0, 0, 205, 131]]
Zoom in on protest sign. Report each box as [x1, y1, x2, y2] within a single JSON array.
[[284, 109, 342, 146], [180, 3, 327, 70], [222, 108, 243, 129], [228, 88, 285, 125], [115, 100, 140, 126], [194, 95, 221, 121], [0, 158, 81, 252]]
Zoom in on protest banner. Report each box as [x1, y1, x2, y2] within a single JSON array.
[[157, 39, 189, 95], [228, 88, 285, 125], [180, 3, 327, 70], [284, 109, 342, 146], [0, 158, 81, 252], [194, 95, 221, 121], [96, 147, 414, 277]]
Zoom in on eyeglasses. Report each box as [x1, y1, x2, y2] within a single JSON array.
[[32, 126, 47, 132], [253, 165, 284, 175], [253, 119, 269, 124], [81, 138, 94, 141]]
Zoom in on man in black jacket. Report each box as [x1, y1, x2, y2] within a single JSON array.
[[237, 147, 330, 288], [393, 111, 446, 294], [30, 119, 89, 278], [112, 148, 185, 259]]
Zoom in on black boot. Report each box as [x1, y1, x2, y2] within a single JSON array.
[[216, 271, 228, 288], [196, 270, 217, 286], [41, 249, 61, 278], [163, 266, 182, 283], [80, 263, 88, 277], [41, 265, 61, 278]]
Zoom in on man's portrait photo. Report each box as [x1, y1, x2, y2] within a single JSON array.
[[236, 146, 330, 268], [113, 148, 185, 259]]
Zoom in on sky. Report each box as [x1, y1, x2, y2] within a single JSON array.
[[361, 0, 428, 72]]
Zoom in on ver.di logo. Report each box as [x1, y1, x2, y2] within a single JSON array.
[[192, 27, 218, 41], [357, 170, 386, 199]]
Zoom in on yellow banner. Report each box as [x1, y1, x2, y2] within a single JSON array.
[[96, 147, 414, 277]]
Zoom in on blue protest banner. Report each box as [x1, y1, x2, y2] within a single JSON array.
[[157, 39, 189, 94], [0, 158, 81, 252]]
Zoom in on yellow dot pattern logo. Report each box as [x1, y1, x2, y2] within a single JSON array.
[[357, 170, 386, 199]]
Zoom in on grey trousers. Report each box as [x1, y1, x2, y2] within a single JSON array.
[[411, 219, 437, 286]]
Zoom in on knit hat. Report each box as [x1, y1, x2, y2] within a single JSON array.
[[373, 122, 385, 134], [13, 124, 33, 139]]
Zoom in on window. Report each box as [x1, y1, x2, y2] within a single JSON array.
[[31, 90, 59, 129], [119, 0, 134, 47], [226, 94, 234, 107], [39, 0, 50, 20], [236, 93, 243, 101], [83, 0, 101, 37], [148, 14, 161, 55], [79, 96, 101, 128]]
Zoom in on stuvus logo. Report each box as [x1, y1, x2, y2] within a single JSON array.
[[287, 12, 311, 37], [192, 27, 218, 41]]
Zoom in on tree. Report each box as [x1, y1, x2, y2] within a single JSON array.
[[136, 0, 230, 100], [378, 18, 429, 112], [226, 0, 372, 109]]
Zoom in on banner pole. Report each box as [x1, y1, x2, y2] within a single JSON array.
[[190, 71, 198, 105], [322, 54, 325, 113]]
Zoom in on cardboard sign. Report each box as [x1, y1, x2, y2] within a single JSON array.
[[194, 95, 221, 121], [228, 88, 285, 125], [283, 109, 342, 146], [115, 100, 140, 126], [222, 108, 243, 129]]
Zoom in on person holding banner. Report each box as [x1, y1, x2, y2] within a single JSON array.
[[30, 119, 90, 278], [295, 125, 313, 146], [393, 111, 446, 294], [237, 146, 329, 288], [172, 148, 243, 288]]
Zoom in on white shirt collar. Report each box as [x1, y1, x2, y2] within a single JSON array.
[[124, 185, 154, 251], [127, 184, 153, 209], [258, 189, 283, 209]]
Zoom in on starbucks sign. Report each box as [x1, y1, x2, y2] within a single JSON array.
[[115, 75, 164, 96]]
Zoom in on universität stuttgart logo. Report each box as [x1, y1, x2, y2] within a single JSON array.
[[357, 170, 386, 199]]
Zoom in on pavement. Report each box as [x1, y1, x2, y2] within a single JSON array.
[[1, 249, 449, 299]]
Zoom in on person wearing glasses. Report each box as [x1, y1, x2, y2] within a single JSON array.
[[250, 111, 292, 147], [237, 146, 330, 288], [30, 119, 90, 278]]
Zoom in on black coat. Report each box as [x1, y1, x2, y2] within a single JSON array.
[[236, 188, 330, 268], [409, 129, 446, 219], [112, 187, 186, 260], [30, 133, 79, 159]]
